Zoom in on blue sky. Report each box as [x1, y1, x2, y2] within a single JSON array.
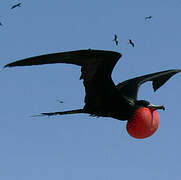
[[0, 0, 181, 179]]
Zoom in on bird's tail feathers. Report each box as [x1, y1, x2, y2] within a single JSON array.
[[32, 109, 85, 117]]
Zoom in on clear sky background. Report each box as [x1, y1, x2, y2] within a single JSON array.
[[0, 0, 181, 179]]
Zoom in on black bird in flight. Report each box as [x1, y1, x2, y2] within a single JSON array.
[[4, 49, 180, 122], [128, 39, 134, 48], [57, 100, 64, 104], [145, 16, 152, 20], [113, 34, 118, 46], [11, 3, 21, 9]]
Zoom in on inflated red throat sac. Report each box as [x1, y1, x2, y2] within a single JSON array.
[[126, 107, 160, 139]]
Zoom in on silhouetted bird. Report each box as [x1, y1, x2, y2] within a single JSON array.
[[4, 49, 180, 122], [57, 100, 64, 104], [145, 16, 152, 20], [4, 49, 181, 138], [11, 3, 21, 9], [128, 39, 134, 48], [113, 34, 118, 45]]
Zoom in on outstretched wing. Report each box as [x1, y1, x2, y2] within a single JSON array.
[[5, 49, 122, 112], [116, 69, 181, 100]]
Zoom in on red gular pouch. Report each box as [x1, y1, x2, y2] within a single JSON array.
[[126, 107, 160, 139]]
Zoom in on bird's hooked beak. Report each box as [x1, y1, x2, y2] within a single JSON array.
[[148, 103, 165, 111]]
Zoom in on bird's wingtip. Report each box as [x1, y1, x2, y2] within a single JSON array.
[[4, 64, 10, 68], [172, 69, 181, 73]]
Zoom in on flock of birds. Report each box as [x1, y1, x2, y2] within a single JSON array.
[[113, 34, 135, 48], [113, 16, 152, 48], [3, 6, 180, 139], [1, 2, 151, 51], [0, 2, 151, 49], [0, 2, 149, 49]]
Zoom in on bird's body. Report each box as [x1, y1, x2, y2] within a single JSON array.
[[4, 49, 181, 138], [113, 34, 118, 45], [145, 16, 152, 20], [128, 39, 134, 48], [57, 100, 64, 104], [11, 3, 21, 9]]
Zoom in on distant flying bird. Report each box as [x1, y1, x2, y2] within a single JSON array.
[[0, 22, 2, 26], [128, 39, 134, 48], [145, 16, 152, 20], [11, 3, 21, 9], [57, 100, 64, 104], [113, 34, 118, 45], [4, 49, 181, 138]]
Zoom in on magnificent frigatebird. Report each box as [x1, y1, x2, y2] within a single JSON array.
[[128, 39, 134, 48], [113, 34, 118, 46], [11, 3, 21, 9], [4, 49, 181, 138]]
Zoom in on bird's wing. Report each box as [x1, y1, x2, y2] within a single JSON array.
[[5, 49, 122, 111], [131, 42, 134, 47], [116, 69, 181, 100]]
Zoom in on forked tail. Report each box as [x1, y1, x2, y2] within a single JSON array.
[[35, 108, 85, 117]]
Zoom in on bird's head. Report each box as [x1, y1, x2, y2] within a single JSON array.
[[126, 100, 165, 139], [135, 100, 165, 111]]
